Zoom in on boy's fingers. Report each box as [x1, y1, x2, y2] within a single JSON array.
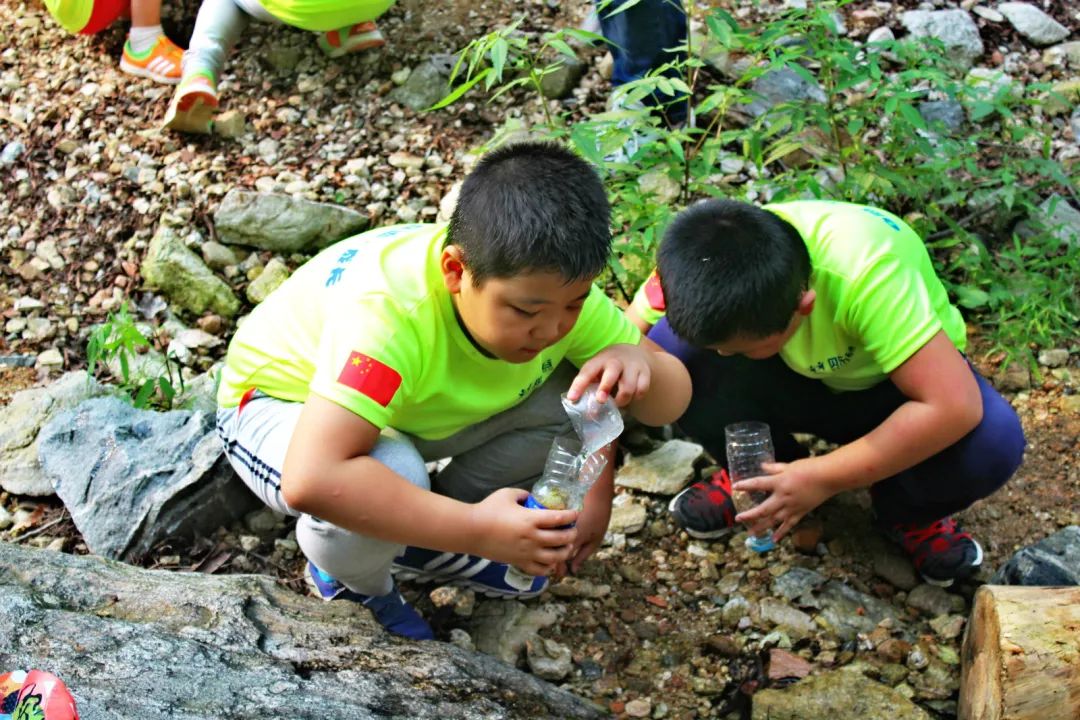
[[761, 461, 787, 475], [535, 509, 579, 529], [597, 364, 622, 404], [732, 477, 771, 494], [567, 365, 597, 402]]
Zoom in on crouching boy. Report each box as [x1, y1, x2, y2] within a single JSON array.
[[631, 199, 1024, 586], [215, 142, 691, 639]]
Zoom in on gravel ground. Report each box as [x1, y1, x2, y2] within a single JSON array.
[[1, 0, 1078, 718]]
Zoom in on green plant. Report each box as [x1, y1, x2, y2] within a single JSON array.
[[86, 304, 184, 410], [433, 0, 1077, 352]]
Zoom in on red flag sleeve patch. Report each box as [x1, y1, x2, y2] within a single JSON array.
[[644, 271, 666, 312], [336, 351, 402, 407]]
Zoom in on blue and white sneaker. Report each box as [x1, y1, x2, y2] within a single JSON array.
[[306, 562, 434, 640], [391, 546, 549, 599]]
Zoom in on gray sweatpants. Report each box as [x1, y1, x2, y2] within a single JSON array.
[[182, 0, 278, 80], [214, 363, 576, 596]]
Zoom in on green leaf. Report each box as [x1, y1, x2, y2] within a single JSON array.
[[134, 379, 156, 409], [548, 38, 577, 60], [897, 102, 926, 130], [490, 37, 508, 79], [425, 68, 492, 111], [955, 286, 991, 309]]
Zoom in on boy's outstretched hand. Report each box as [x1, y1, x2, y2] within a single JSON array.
[[732, 459, 834, 541], [567, 343, 651, 407], [468, 487, 579, 576]]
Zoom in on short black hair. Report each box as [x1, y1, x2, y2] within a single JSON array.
[[657, 199, 811, 345], [448, 141, 611, 285]]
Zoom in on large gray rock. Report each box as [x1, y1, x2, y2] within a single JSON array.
[[539, 57, 586, 99], [998, 3, 1069, 46], [37, 397, 258, 560], [214, 189, 369, 253], [141, 225, 241, 318], [752, 666, 932, 720], [991, 525, 1080, 585], [901, 10, 984, 68], [0, 543, 601, 720], [1016, 193, 1080, 248], [0, 371, 107, 496]]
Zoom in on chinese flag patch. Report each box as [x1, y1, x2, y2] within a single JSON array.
[[644, 271, 666, 311], [337, 351, 402, 407]]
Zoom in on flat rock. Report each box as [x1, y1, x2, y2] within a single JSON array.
[[991, 525, 1080, 585], [615, 440, 704, 495], [468, 600, 564, 666], [752, 666, 932, 719], [214, 189, 369, 253], [141, 225, 240, 318], [607, 500, 647, 534], [900, 10, 984, 68], [998, 2, 1069, 46], [1016, 193, 1080, 248]]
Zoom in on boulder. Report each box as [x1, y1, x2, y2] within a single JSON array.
[[615, 440, 704, 495], [991, 525, 1080, 585], [0, 543, 602, 720], [752, 665, 932, 719], [37, 397, 259, 560], [998, 2, 1069, 46], [900, 10, 984, 69]]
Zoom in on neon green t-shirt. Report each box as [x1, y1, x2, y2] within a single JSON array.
[[218, 224, 641, 440], [256, 0, 395, 32], [631, 200, 966, 391]]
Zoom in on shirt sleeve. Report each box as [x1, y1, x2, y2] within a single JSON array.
[[565, 284, 642, 365], [308, 297, 420, 429], [840, 254, 943, 375], [629, 269, 668, 327]]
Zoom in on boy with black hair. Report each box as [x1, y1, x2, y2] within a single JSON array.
[[629, 199, 1024, 587], [215, 141, 691, 640]]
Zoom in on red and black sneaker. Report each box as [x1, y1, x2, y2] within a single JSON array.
[[668, 468, 738, 539], [887, 516, 983, 587]]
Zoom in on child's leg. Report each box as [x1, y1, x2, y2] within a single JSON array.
[[121, 0, 183, 84], [319, 22, 386, 58], [215, 395, 430, 597], [163, 0, 253, 132]]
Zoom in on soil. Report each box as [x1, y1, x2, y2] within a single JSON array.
[[1, 0, 1078, 718]]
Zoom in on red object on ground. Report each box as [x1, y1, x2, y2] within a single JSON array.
[[0, 669, 79, 719]]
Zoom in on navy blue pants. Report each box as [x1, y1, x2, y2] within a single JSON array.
[[649, 318, 1026, 526], [595, 0, 688, 125]]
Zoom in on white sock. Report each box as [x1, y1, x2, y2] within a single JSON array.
[[128, 25, 163, 54]]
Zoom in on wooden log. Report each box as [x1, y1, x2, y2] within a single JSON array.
[[959, 585, 1080, 720]]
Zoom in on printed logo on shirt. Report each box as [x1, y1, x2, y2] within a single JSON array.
[[518, 357, 556, 397], [337, 351, 402, 406], [807, 346, 856, 374]]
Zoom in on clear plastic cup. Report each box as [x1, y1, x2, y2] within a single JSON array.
[[725, 421, 776, 553]]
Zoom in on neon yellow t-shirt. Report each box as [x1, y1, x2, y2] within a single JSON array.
[[256, 0, 395, 32], [218, 224, 641, 439], [631, 200, 966, 391]]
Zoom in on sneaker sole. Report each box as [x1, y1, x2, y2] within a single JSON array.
[[667, 489, 735, 540], [919, 538, 984, 588], [163, 92, 218, 134], [119, 57, 181, 85], [392, 561, 547, 599]]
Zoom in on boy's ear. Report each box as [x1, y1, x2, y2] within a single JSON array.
[[796, 289, 816, 316], [441, 245, 465, 293]]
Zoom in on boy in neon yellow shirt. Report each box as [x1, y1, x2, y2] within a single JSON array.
[[215, 142, 691, 639], [630, 199, 1024, 587]]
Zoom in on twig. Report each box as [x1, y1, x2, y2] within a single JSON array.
[[12, 512, 68, 543]]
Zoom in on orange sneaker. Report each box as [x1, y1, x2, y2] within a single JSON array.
[[120, 35, 183, 85], [163, 72, 218, 134], [319, 21, 386, 58]]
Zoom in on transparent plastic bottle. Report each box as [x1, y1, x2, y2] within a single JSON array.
[[525, 437, 582, 511], [725, 421, 776, 553]]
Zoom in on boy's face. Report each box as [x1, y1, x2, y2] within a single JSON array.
[[442, 247, 593, 364], [708, 290, 815, 360]]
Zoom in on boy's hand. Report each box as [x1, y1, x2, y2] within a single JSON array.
[[567, 343, 651, 407], [731, 459, 834, 541], [469, 488, 579, 576]]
